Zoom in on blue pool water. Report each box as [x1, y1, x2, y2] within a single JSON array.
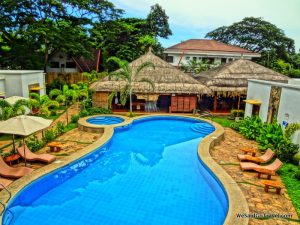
[[87, 116, 124, 125], [3, 116, 228, 225]]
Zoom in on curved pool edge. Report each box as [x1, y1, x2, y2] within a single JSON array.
[[198, 120, 249, 225], [0, 114, 249, 225]]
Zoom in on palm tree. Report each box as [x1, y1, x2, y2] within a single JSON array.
[[0, 99, 29, 120], [29, 93, 59, 116], [107, 57, 155, 113]]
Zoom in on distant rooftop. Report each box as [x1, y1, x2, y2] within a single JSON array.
[[165, 39, 259, 55]]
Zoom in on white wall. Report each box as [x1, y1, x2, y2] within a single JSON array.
[[244, 81, 272, 122], [277, 86, 300, 124], [46, 52, 78, 73], [0, 70, 45, 98]]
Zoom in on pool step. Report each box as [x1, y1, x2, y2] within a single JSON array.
[[190, 123, 215, 135]]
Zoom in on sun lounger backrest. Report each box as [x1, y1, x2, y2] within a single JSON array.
[[260, 149, 275, 162], [267, 159, 283, 171]]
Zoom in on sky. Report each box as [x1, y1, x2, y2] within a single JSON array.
[[110, 0, 300, 51]]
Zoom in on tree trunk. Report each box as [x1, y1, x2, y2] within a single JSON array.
[[129, 88, 133, 113], [44, 39, 48, 72]]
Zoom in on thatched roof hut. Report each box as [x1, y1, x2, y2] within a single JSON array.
[[194, 59, 289, 93], [90, 50, 211, 94]]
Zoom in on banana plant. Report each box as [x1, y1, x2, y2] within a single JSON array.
[[29, 93, 59, 116]]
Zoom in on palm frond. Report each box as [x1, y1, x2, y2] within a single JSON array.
[[108, 91, 117, 109], [120, 84, 130, 106], [0, 99, 11, 109], [139, 78, 155, 91], [135, 62, 155, 77], [29, 92, 40, 101], [49, 89, 62, 99]]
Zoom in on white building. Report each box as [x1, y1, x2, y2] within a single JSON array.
[[164, 39, 260, 67], [0, 70, 46, 98], [244, 79, 300, 146]]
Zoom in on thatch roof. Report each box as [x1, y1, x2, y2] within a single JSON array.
[[90, 49, 211, 94], [194, 59, 289, 93]]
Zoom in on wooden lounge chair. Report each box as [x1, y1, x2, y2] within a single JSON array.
[[237, 149, 275, 164], [17, 145, 56, 164], [0, 178, 13, 190], [0, 156, 34, 179], [240, 158, 283, 179]]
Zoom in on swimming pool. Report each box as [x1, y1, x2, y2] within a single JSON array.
[[3, 116, 228, 225], [86, 116, 125, 125]]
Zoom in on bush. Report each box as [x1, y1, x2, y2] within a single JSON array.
[[43, 129, 57, 143], [56, 122, 65, 135], [230, 109, 244, 118], [285, 123, 300, 139], [295, 170, 300, 180], [275, 142, 299, 163], [26, 135, 45, 152], [230, 121, 241, 131], [79, 109, 89, 118], [293, 152, 300, 165], [50, 110, 57, 116], [87, 107, 112, 115], [126, 112, 136, 117], [238, 116, 263, 140], [71, 115, 80, 123]]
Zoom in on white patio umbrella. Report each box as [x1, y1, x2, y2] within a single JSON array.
[[0, 115, 52, 166]]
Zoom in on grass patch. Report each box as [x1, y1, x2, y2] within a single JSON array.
[[203, 116, 233, 127], [54, 153, 70, 156], [63, 122, 78, 132], [278, 163, 300, 217], [0, 134, 13, 141]]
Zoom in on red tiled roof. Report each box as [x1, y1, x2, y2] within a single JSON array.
[[166, 39, 257, 54]]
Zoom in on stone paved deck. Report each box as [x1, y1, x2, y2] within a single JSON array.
[[211, 127, 299, 225]]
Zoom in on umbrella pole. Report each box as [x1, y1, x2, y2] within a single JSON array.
[[23, 138, 27, 167], [12, 134, 16, 153]]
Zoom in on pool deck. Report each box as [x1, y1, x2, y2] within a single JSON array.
[[1, 112, 298, 224]]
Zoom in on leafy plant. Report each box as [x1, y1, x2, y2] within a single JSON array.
[[230, 109, 244, 118], [71, 115, 80, 123], [26, 135, 45, 152], [238, 116, 263, 140], [285, 123, 300, 139], [230, 121, 241, 131], [56, 122, 65, 135], [295, 170, 300, 181], [43, 129, 57, 143], [275, 142, 299, 163]]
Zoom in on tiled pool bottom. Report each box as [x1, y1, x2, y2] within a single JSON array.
[[4, 117, 228, 225]]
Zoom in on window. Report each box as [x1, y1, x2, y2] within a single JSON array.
[[193, 57, 197, 61], [221, 58, 227, 64], [66, 62, 76, 68], [50, 61, 59, 68], [166, 56, 174, 63], [202, 57, 214, 64], [185, 56, 190, 60], [228, 58, 233, 62]]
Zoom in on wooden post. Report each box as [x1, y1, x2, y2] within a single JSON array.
[[213, 92, 217, 112], [237, 94, 241, 110]]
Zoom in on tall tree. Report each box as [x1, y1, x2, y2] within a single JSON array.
[[146, 4, 172, 39], [205, 17, 295, 66], [0, 0, 122, 69], [91, 18, 163, 71]]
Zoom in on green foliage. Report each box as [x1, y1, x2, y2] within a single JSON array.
[[43, 129, 57, 143], [87, 107, 112, 115], [56, 122, 66, 136], [295, 170, 300, 181], [236, 116, 299, 162], [79, 110, 90, 118], [91, 18, 163, 71], [230, 109, 245, 118], [181, 59, 217, 74], [230, 121, 241, 131], [209, 117, 233, 127], [238, 116, 263, 140], [293, 152, 300, 165], [278, 164, 300, 217], [26, 135, 45, 152], [0, 99, 29, 120], [126, 112, 136, 117], [285, 123, 300, 139], [146, 4, 172, 38], [205, 17, 295, 69], [83, 71, 108, 84], [71, 115, 80, 123], [107, 57, 155, 113], [0, 0, 122, 69]]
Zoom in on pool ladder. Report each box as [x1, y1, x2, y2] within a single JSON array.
[[0, 183, 12, 216]]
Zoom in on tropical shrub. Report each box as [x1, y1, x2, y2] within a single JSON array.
[[71, 115, 80, 123], [43, 129, 57, 143], [87, 107, 112, 115], [230, 109, 244, 118], [79, 109, 89, 118], [238, 116, 263, 140], [26, 135, 45, 152], [230, 120, 241, 131], [275, 142, 299, 163], [56, 122, 66, 135], [285, 123, 300, 139], [295, 170, 300, 180]]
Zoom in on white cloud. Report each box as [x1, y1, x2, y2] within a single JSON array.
[[111, 0, 300, 50]]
